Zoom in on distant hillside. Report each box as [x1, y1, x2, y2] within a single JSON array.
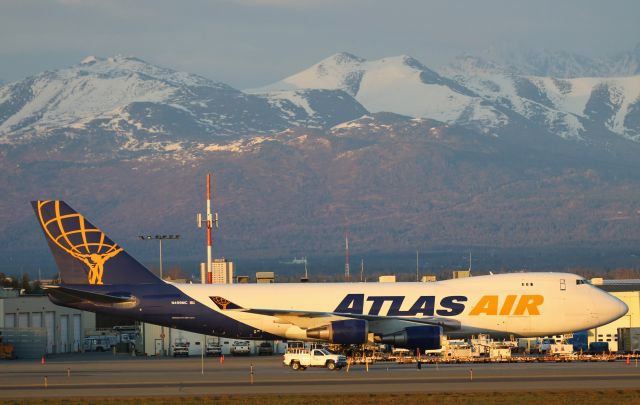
[[1, 53, 640, 273]]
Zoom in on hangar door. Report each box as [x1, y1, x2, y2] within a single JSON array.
[[18, 313, 29, 328], [73, 314, 81, 352], [60, 315, 69, 353], [4, 313, 15, 328], [32, 312, 42, 328], [44, 312, 55, 354]]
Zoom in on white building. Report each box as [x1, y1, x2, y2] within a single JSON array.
[[1, 294, 96, 357], [212, 258, 234, 284], [589, 280, 640, 352], [141, 323, 285, 356]]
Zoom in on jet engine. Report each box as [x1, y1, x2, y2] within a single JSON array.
[[378, 325, 442, 349], [306, 319, 368, 344]]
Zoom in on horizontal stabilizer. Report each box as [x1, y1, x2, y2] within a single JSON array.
[[44, 285, 136, 304]]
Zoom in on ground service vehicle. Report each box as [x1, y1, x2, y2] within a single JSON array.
[[83, 336, 112, 352], [172, 338, 189, 357], [206, 342, 222, 356], [284, 348, 347, 370], [32, 200, 629, 353], [258, 342, 274, 355], [231, 340, 250, 355]]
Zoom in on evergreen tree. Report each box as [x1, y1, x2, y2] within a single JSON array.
[[21, 273, 31, 294]]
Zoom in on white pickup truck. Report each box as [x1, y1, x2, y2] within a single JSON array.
[[283, 348, 347, 371], [230, 340, 250, 356]]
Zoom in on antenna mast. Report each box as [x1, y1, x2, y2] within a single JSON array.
[[207, 174, 212, 283], [304, 257, 308, 279], [344, 232, 350, 282], [416, 250, 419, 282], [197, 173, 218, 283]]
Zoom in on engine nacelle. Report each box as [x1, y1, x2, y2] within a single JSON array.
[[306, 319, 368, 344], [379, 325, 442, 349]]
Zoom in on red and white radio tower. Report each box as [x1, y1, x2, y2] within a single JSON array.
[[197, 173, 218, 283]]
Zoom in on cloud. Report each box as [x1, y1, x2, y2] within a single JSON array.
[[55, 0, 106, 6], [224, 0, 352, 9]]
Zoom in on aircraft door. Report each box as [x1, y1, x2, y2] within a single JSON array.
[[560, 279, 566, 291]]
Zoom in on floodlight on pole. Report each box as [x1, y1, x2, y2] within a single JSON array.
[[137, 234, 180, 281]]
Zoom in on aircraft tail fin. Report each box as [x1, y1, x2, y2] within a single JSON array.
[[32, 200, 161, 285]]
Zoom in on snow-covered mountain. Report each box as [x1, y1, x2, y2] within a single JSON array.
[[1, 51, 639, 155], [0, 55, 367, 151], [254, 52, 640, 142], [3, 55, 640, 265], [448, 71, 640, 140], [445, 44, 640, 78], [608, 43, 640, 77], [249, 53, 508, 132], [445, 50, 611, 79]]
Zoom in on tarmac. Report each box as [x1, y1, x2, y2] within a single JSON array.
[[1, 353, 640, 399]]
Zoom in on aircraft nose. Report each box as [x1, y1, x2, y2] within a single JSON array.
[[604, 293, 628, 321]]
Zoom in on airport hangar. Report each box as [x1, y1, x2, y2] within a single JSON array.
[[1, 275, 639, 358]]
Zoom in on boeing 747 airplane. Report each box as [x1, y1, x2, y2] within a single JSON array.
[[32, 200, 628, 349]]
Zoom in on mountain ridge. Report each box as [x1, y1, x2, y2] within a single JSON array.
[[1, 53, 640, 268]]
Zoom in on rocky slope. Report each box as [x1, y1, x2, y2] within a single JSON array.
[[1, 53, 640, 269]]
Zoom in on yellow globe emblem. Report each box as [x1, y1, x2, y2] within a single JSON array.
[[36, 200, 122, 285]]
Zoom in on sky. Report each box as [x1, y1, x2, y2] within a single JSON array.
[[1, 0, 639, 88]]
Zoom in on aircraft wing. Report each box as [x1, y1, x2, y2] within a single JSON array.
[[242, 308, 462, 331], [209, 296, 461, 331]]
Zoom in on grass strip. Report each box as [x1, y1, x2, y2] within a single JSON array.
[[2, 390, 640, 405]]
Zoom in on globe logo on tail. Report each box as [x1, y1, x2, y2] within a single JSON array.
[[36, 200, 122, 285]]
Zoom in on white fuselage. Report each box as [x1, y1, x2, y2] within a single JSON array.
[[172, 272, 628, 340]]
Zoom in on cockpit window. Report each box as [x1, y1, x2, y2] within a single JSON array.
[[576, 279, 591, 285]]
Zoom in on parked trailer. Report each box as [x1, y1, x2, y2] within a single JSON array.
[[618, 328, 640, 353]]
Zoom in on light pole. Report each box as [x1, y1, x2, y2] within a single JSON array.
[[138, 234, 180, 280], [138, 234, 180, 355]]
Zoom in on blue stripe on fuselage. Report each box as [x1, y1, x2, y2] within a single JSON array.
[[47, 283, 277, 340]]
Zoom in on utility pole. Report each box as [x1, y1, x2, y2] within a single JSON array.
[[304, 257, 308, 279], [300, 257, 309, 283], [344, 232, 350, 282]]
